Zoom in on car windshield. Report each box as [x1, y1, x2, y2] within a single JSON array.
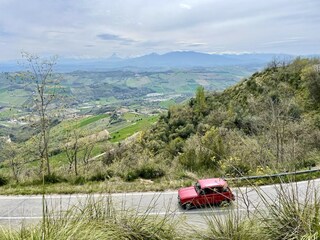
[[194, 182, 201, 194]]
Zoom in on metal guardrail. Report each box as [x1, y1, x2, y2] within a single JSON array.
[[226, 168, 320, 181]]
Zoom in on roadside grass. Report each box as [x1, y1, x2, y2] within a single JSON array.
[[257, 182, 320, 240], [199, 211, 261, 240], [1, 169, 320, 195], [0, 178, 193, 195], [0, 196, 185, 240]]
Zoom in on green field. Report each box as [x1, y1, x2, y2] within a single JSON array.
[[110, 115, 159, 142], [76, 114, 109, 128], [0, 89, 29, 107]]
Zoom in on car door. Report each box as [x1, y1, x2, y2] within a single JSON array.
[[198, 188, 215, 205], [212, 187, 225, 204]]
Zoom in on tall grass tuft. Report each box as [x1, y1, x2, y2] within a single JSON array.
[[0, 195, 184, 240], [259, 182, 320, 240], [198, 209, 262, 240]]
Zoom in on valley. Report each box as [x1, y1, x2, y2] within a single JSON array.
[[0, 66, 253, 142]]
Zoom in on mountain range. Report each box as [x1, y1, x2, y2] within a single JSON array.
[[0, 51, 314, 72]]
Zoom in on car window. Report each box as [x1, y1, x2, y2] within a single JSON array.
[[194, 182, 201, 194], [223, 187, 229, 192], [203, 188, 214, 195]]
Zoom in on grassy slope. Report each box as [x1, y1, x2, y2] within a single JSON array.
[[0, 112, 157, 175]]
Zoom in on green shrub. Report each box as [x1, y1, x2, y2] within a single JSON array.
[[0, 175, 8, 186], [122, 164, 165, 182], [221, 157, 250, 177], [295, 158, 317, 169], [71, 176, 86, 185], [44, 173, 65, 184], [50, 148, 62, 156], [89, 170, 114, 182], [136, 164, 165, 179], [123, 170, 139, 182], [224, 162, 250, 177]]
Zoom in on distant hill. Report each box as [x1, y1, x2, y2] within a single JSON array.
[[0, 51, 297, 72], [125, 51, 293, 68], [119, 57, 320, 176]]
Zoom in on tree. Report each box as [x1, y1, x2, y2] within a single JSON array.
[[301, 65, 320, 108], [65, 130, 80, 176], [194, 86, 207, 117], [16, 52, 60, 176], [65, 130, 96, 176], [0, 138, 20, 182]]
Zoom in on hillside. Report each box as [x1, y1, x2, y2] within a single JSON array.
[[1, 57, 320, 194], [115, 58, 320, 178]]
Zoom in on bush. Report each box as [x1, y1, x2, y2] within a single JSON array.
[[122, 164, 165, 182], [71, 176, 86, 185], [294, 157, 317, 169], [136, 164, 165, 179], [0, 175, 8, 186], [224, 162, 250, 177], [44, 173, 65, 184], [221, 157, 250, 177], [50, 148, 62, 156], [89, 170, 114, 182], [123, 170, 139, 182]]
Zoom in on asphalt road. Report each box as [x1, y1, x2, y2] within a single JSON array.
[[1, 178, 320, 228]]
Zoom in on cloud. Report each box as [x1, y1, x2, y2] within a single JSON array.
[[262, 37, 305, 46], [179, 3, 192, 10], [0, 0, 319, 60], [97, 33, 135, 44]]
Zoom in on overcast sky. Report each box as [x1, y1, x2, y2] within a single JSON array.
[[0, 0, 319, 61]]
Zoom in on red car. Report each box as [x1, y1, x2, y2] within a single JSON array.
[[178, 178, 235, 210]]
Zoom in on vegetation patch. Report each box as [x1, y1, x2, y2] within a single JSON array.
[[76, 114, 109, 128], [0, 197, 184, 240], [110, 115, 158, 142], [0, 175, 8, 186]]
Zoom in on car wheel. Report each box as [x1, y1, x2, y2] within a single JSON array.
[[183, 202, 192, 210]]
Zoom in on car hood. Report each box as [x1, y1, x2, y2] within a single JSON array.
[[178, 186, 198, 200]]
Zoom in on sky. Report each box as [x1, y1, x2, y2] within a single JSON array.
[[0, 0, 319, 61]]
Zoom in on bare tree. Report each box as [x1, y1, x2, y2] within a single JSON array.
[[81, 141, 95, 174], [65, 130, 80, 176], [17, 52, 60, 176], [65, 130, 96, 176]]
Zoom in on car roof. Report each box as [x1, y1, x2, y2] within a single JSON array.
[[198, 178, 228, 189]]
